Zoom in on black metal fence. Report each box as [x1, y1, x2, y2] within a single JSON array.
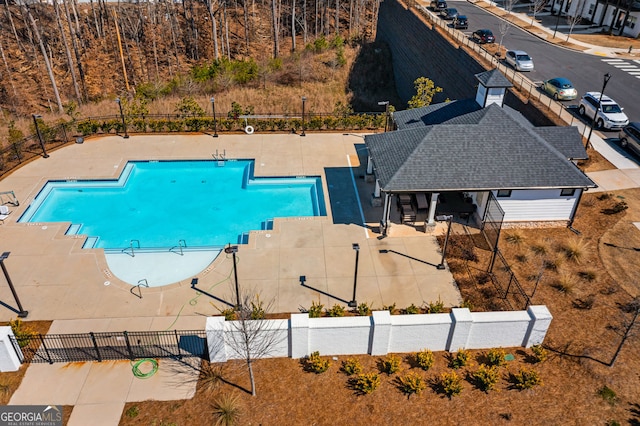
[[9, 330, 209, 364], [481, 191, 505, 252], [489, 250, 531, 310], [0, 111, 385, 180]]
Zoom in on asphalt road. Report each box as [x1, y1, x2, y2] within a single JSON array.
[[437, 0, 640, 128]]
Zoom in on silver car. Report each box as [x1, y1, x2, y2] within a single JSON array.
[[505, 50, 534, 72], [619, 122, 640, 156], [541, 77, 578, 101]]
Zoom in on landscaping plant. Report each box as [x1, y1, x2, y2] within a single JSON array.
[[380, 354, 402, 374], [341, 358, 363, 376], [350, 372, 381, 395], [396, 372, 426, 397], [439, 371, 463, 398], [485, 348, 507, 367], [449, 349, 471, 369], [307, 301, 323, 318], [512, 367, 543, 390], [472, 365, 500, 393], [305, 351, 331, 374], [415, 349, 435, 371]]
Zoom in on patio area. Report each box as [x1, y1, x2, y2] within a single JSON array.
[[0, 133, 461, 321]]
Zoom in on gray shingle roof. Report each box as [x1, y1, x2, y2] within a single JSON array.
[[475, 69, 513, 88], [531, 127, 588, 160], [364, 104, 595, 192]]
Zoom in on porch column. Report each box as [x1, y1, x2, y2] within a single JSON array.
[[427, 192, 439, 225], [366, 156, 374, 174], [380, 192, 391, 235], [374, 180, 381, 198]]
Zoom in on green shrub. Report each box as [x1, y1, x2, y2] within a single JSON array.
[[326, 304, 345, 317], [396, 372, 426, 397], [313, 36, 329, 52], [597, 385, 617, 406], [404, 304, 421, 315], [307, 301, 323, 318], [305, 351, 330, 374], [351, 372, 380, 394], [512, 368, 542, 390], [449, 349, 470, 369], [219, 308, 236, 321], [425, 297, 445, 313], [439, 371, 463, 398], [341, 358, 363, 376], [383, 303, 397, 314], [530, 345, 548, 363], [472, 365, 500, 393], [175, 96, 206, 117], [10, 318, 35, 348], [380, 354, 402, 374], [415, 349, 435, 371], [485, 348, 507, 367], [212, 392, 242, 426], [125, 405, 139, 418], [356, 302, 372, 316], [250, 297, 265, 320], [459, 299, 473, 310]]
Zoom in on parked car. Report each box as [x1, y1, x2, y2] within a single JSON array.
[[452, 15, 468, 29], [430, 0, 447, 11], [440, 7, 458, 20], [541, 77, 578, 101], [471, 29, 495, 44], [578, 92, 629, 130], [619, 122, 640, 156], [504, 50, 534, 72]]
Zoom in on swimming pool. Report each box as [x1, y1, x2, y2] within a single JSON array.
[[20, 159, 326, 250], [19, 160, 326, 286]]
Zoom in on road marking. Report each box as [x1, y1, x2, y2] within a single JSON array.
[[601, 59, 624, 62]]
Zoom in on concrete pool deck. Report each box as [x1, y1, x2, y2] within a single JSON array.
[[0, 133, 461, 322]]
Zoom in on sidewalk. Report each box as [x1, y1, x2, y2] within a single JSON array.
[[9, 316, 206, 426]]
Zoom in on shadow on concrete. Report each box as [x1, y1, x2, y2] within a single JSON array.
[[325, 167, 364, 225]]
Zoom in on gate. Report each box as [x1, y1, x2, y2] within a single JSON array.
[[480, 191, 505, 252], [10, 330, 208, 364], [489, 251, 531, 310]]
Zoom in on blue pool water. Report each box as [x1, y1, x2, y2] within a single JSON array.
[[19, 160, 326, 250]]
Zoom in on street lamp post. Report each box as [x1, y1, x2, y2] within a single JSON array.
[[115, 98, 129, 139], [301, 96, 307, 137], [436, 215, 454, 270], [32, 114, 49, 158], [0, 252, 28, 318], [210, 96, 218, 137], [585, 73, 611, 150], [378, 101, 390, 132], [225, 245, 240, 307], [348, 243, 360, 308]]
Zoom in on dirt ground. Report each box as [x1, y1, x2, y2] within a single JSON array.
[[115, 189, 640, 425]]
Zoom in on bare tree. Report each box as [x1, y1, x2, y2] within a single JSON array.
[[529, 0, 547, 26], [497, 0, 517, 57], [608, 297, 640, 367], [53, 0, 82, 105], [565, 0, 586, 42], [223, 294, 286, 396]]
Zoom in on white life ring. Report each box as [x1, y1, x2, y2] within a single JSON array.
[[245, 125, 254, 135]]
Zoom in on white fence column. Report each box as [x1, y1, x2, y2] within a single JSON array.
[[370, 310, 391, 355], [447, 308, 472, 351], [290, 313, 310, 358], [524, 305, 553, 347], [206, 317, 228, 363], [0, 326, 21, 372]]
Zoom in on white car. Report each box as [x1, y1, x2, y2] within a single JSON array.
[[578, 92, 629, 130], [505, 50, 534, 72]]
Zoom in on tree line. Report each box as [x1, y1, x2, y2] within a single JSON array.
[[0, 0, 381, 116]]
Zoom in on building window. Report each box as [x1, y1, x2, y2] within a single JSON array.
[[629, 16, 637, 29], [561, 188, 576, 196], [587, 4, 594, 14], [497, 189, 512, 197]]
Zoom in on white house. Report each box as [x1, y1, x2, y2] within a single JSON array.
[[551, 0, 640, 39], [364, 69, 597, 231]]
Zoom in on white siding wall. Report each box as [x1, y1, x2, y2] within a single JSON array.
[[493, 188, 580, 222]]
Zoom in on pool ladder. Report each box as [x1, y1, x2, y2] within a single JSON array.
[[169, 240, 187, 256], [212, 149, 226, 166], [123, 239, 140, 257], [130, 279, 148, 299]]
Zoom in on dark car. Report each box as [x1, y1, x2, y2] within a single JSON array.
[[452, 15, 468, 29], [472, 29, 495, 44], [440, 7, 458, 20], [619, 122, 640, 156], [430, 0, 447, 11]]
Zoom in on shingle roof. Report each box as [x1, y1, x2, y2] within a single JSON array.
[[475, 69, 513, 88], [364, 103, 595, 192]]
